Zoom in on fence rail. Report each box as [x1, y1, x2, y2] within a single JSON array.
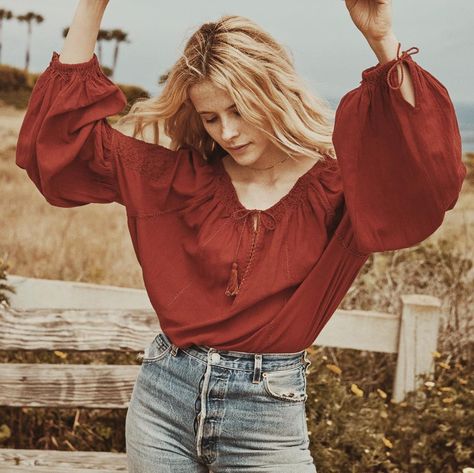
[[0, 275, 442, 472]]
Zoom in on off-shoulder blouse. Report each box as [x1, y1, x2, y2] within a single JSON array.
[[15, 46, 466, 353]]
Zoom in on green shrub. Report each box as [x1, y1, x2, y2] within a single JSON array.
[[117, 83, 150, 114], [0, 61, 150, 111], [0, 89, 32, 109], [0, 65, 29, 91], [339, 238, 473, 353], [0, 64, 40, 107], [27, 72, 41, 89], [303, 236, 473, 472], [305, 343, 473, 472], [385, 366, 472, 473], [101, 65, 113, 77]]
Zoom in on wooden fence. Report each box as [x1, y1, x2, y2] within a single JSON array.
[[0, 275, 442, 472]]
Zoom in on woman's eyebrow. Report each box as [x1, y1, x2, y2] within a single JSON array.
[[197, 104, 236, 115]]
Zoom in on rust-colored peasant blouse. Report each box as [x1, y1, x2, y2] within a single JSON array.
[[16, 46, 466, 353]]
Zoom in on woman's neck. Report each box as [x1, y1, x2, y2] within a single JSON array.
[[222, 153, 317, 186]]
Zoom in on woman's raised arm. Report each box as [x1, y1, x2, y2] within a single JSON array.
[[330, 0, 467, 254], [60, 0, 109, 64], [15, 0, 130, 208], [16, 0, 214, 215]]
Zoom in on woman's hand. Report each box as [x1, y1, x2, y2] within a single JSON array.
[[344, 0, 416, 107], [344, 0, 393, 42]]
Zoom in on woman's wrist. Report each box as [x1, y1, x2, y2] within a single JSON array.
[[366, 32, 400, 65]]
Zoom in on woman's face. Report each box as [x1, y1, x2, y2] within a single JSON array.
[[188, 80, 288, 168]]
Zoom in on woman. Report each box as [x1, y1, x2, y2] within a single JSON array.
[[15, 0, 466, 471]]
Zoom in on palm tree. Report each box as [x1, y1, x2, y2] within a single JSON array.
[[158, 72, 170, 85], [0, 9, 13, 64], [17, 12, 44, 71], [109, 29, 129, 80], [97, 28, 113, 64]]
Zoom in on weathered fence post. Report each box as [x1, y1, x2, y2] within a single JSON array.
[[392, 294, 442, 402]]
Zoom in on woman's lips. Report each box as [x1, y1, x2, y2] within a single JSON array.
[[228, 143, 250, 153]]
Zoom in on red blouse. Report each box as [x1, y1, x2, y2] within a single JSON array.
[[16, 46, 466, 353]]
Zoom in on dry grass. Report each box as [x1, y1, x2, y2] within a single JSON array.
[[0, 106, 143, 288]]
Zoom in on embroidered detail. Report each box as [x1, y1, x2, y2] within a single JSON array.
[[214, 157, 326, 225], [116, 134, 179, 181]]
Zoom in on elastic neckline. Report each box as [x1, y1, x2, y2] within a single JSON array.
[[214, 156, 326, 223]]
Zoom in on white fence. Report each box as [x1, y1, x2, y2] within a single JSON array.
[[4, 274, 442, 402]]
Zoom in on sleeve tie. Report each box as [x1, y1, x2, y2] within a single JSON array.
[[386, 42, 420, 90]]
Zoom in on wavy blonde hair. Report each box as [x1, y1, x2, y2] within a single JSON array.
[[116, 15, 336, 164]]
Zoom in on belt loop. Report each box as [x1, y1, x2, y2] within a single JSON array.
[[170, 344, 179, 356], [252, 354, 263, 384], [303, 349, 312, 374]]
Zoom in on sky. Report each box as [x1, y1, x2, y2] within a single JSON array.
[[1, 0, 474, 104]]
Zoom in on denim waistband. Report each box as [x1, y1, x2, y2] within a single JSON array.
[[159, 331, 310, 373]]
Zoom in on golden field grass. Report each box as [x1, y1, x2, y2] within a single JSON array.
[[1, 106, 144, 288], [1, 104, 473, 290]]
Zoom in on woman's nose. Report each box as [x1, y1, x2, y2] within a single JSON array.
[[221, 119, 239, 142]]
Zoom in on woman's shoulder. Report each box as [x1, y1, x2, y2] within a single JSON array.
[[111, 126, 217, 183], [307, 154, 344, 216]]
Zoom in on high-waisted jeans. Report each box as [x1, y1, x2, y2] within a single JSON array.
[[125, 331, 317, 472]]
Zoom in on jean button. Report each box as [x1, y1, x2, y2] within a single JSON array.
[[211, 352, 221, 363]]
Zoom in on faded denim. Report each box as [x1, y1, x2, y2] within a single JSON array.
[[126, 331, 317, 472]]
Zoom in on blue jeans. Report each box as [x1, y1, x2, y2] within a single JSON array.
[[125, 331, 317, 472]]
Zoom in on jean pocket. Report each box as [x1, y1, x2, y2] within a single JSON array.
[[262, 364, 308, 403], [137, 333, 171, 363]]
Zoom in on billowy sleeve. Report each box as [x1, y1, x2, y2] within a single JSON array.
[[15, 51, 215, 216], [16, 51, 129, 207], [332, 44, 466, 253]]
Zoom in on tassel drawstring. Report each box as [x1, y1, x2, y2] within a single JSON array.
[[225, 208, 276, 297], [225, 262, 240, 297]]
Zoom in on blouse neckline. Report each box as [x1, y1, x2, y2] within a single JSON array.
[[214, 156, 324, 223]]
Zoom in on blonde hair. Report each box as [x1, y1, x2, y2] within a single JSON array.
[[116, 15, 336, 164]]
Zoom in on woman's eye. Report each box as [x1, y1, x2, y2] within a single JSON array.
[[204, 110, 240, 124]]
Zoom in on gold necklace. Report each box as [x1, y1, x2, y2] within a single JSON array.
[[246, 155, 291, 171]]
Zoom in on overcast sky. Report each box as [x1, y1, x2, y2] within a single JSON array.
[[2, 0, 474, 104]]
